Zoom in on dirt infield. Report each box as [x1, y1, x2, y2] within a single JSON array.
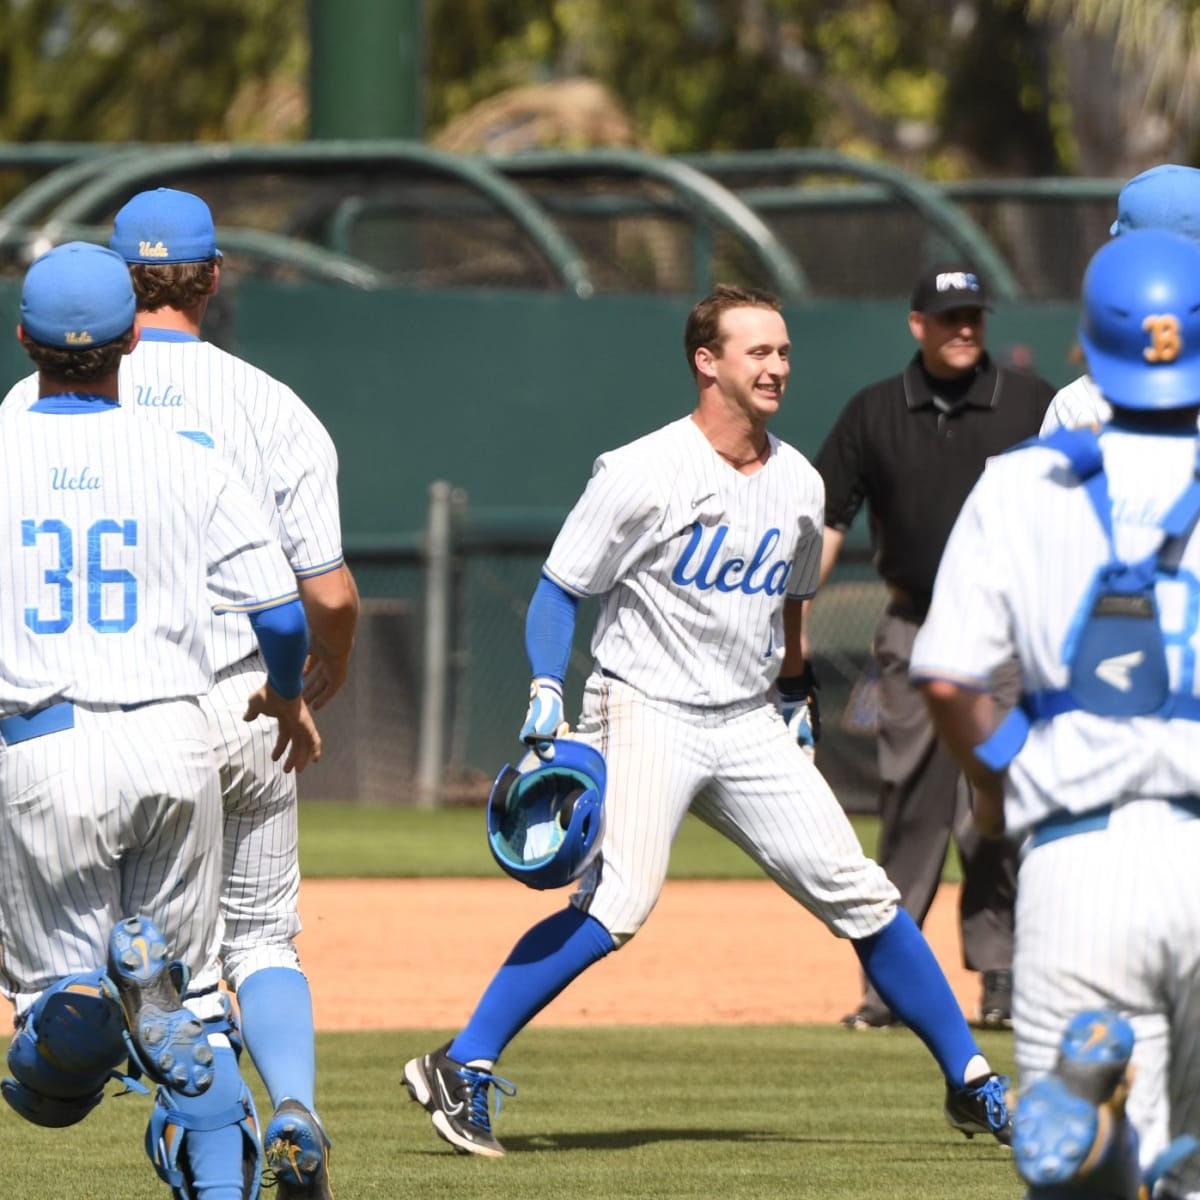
[[0, 879, 983, 1029]]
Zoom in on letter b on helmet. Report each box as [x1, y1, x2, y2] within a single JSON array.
[[1080, 227, 1200, 411]]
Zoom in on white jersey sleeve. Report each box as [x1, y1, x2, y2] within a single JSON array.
[[545, 416, 823, 706], [912, 431, 1200, 834], [1039, 374, 1110, 434]]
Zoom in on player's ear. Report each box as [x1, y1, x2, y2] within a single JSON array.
[[124, 321, 141, 356], [210, 260, 221, 295], [907, 311, 924, 343], [694, 344, 718, 381], [15, 322, 24, 345]]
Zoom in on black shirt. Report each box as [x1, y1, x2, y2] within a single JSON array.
[[814, 352, 1054, 609]]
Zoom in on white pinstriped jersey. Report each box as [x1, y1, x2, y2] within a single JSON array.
[[1039, 374, 1107, 434], [2, 333, 344, 672], [910, 428, 1200, 835], [543, 416, 823, 706], [0, 402, 297, 711]]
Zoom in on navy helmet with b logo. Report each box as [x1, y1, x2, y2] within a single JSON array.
[[1080, 227, 1200, 411]]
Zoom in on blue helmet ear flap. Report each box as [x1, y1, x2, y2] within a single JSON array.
[[486, 740, 607, 890]]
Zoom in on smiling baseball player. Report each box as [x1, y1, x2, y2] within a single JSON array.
[[1, 189, 356, 1200], [912, 229, 1200, 1200], [0, 242, 319, 1200], [404, 284, 1012, 1158]]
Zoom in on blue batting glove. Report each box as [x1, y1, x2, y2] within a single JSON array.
[[520, 676, 566, 760], [777, 665, 821, 760]]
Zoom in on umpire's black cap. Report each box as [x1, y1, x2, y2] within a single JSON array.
[[910, 264, 991, 314]]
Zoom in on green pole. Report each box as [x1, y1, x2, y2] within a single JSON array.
[[308, 0, 423, 139]]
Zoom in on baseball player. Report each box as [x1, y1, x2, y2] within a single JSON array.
[[0, 242, 319, 1200], [3, 189, 357, 1200], [911, 228, 1200, 1200], [403, 283, 1013, 1158], [1041, 163, 1200, 436]]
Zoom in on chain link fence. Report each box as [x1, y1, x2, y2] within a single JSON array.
[[301, 498, 887, 815]]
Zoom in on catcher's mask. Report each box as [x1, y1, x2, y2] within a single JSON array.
[[487, 738, 606, 890]]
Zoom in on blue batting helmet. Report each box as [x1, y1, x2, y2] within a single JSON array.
[[1080, 227, 1200, 411], [487, 739, 606, 890]]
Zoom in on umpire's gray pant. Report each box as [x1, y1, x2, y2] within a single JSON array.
[[857, 611, 1020, 1018]]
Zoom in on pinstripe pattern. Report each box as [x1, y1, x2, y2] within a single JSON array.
[[545, 417, 823, 706], [1038, 374, 1107, 434], [5, 339, 344, 672], [912, 430, 1200, 835], [0, 409, 298, 709], [913, 428, 1200, 1197], [570, 676, 897, 941], [1013, 804, 1200, 1191], [203, 657, 300, 991], [0, 700, 222, 1014], [5, 339, 345, 984], [547, 414, 896, 948]]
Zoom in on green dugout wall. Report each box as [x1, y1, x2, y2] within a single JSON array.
[[0, 280, 1079, 535], [235, 285, 1079, 536]]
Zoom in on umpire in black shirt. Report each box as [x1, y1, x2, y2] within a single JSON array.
[[811, 264, 1054, 1031]]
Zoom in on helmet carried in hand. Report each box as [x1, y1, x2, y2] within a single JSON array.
[[486, 738, 607, 890]]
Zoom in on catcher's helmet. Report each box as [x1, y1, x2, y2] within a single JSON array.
[[487, 738, 606, 890], [1080, 227, 1200, 411]]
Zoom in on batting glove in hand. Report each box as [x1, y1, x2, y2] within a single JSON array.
[[778, 664, 821, 759], [520, 676, 568, 760]]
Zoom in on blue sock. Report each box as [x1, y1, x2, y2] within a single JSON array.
[[450, 907, 614, 1065], [853, 910, 981, 1085], [236, 967, 315, 1111], [164, 1044, 253, 1200]]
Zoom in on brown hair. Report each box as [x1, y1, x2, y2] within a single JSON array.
[[21, 328, 136, 383], [128, 258, 218, 312], [684, 284, 782, 377]]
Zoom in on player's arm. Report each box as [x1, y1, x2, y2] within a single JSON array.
[[520, 573, 580, 760], [800, 526, 844, 659], [298, 562, 360, 711], [918, 680, 1004, 836], [244, 598, 322, 774]]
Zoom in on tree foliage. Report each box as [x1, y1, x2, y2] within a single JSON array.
[[0, 0, 307, 142], [0, 0, 1195, 174]]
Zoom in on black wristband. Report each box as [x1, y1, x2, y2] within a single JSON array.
[[777, 664, 818, 696]]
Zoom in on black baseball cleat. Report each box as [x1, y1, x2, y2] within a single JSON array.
[[104, 915, 214, 1096], [945, 1072, 1013, 1146], [977, 970, 1014, 1031], [403, 1042, 516, 1158], [839, 1003, 899, 1031]]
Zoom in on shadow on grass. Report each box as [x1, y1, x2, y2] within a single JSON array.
[[497, 1128, 974, 1152]]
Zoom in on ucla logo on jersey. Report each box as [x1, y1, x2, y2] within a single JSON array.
[[64, 331, 94, 346], [138, 240, 170, 259], [134, 383, 184, 408], [50, 466, 102, 491], [670, 523, 792, 595]]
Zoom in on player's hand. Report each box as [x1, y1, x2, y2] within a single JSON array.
[[244, 684, 322, 773], [302, 651, 349, 712], [777, 664, 821, 759], [520, 676, 569, 760]]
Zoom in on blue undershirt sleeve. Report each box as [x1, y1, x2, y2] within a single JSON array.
[[525, 573, 580, 683], [248, 598, 308, 699]]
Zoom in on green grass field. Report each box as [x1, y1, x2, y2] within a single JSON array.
[[1, 804, 984, 1197], [295, 802, 964, 883], [2, 1026, 1020, 1199]]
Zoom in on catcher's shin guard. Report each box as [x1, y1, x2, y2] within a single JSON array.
[[1014, 1009, 1141, 1200], [146, 1045, 263, 1200], [1, 969, 133, 1127]]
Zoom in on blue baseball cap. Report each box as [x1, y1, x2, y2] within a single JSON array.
[[109, 187, 221, 263], [1110, 163, 1200, 241], [21, 242, 137, 349]]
